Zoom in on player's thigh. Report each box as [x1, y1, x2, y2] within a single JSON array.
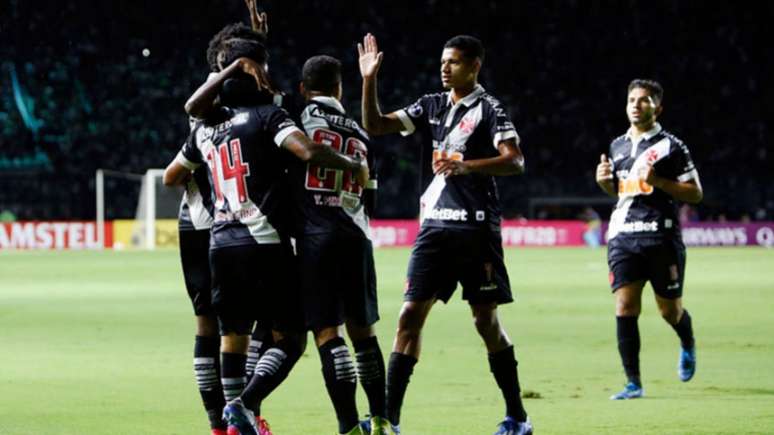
[[458, 230, 513, 306], [209, 245, 261, 335], [405, 228, 457, 303], [646, 237, 686, 300], [179, 229, 214, 315], [258, 242, 305, 335], [607, 237, 649, 294], [341, 236, 380, 328], [297, 234, 346, 330], [614, 280, 646, 316]]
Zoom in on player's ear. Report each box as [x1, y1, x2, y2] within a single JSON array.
[[335, 82, 343, 101], [655, 104, 663, 117], [299, 81, 307, 98], [473, 58, 482, 74]]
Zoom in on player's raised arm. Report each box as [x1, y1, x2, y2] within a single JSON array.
[[596, 153, 617, 197], [185, 56, 270, 119], [358, 33, 405, 136], [244, 0, 268, 35], [281, 130, 369, 187]]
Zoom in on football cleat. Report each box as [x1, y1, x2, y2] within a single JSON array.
[[340, 424, 367, 435], [610, 381, 644, 400], [223, 398, 258, 435], [226, 426, 239, 435], [494, 416, 533, 435], [212, 428, 228, 435], [256, 416, 273, 435], [678, 346, 696, 382], [359, 416, 400, 435]]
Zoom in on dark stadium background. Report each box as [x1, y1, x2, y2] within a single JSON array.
[[1, 0, 771, 222]]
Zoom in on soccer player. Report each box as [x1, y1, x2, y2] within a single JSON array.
[[166, 38, 369, 435], [291, 54, 387, 435], [164, 119, 227, 434], [358, 34, 532, 434], [595, 79, 701, 400]]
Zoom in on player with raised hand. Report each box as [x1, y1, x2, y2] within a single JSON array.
[[596, 79, 702, 400], [167, 35, 368, 435], [358, 33, 532, 435], [291, 54, 387, 435]]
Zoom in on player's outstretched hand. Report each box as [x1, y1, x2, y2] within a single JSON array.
[[245, 0, 268, 35], [433, 158, 470, 177], [596, 153, 613, 183], [358, 33, 383, 79]]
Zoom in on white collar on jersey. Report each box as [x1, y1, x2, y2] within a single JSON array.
[[625, 122, 662, 142], [311, 96, 346, 114], [446, 84, 486, 107]]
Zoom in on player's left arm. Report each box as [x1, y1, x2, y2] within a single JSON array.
[[433, 138, 524, 177], [642, 165, 703, 204], [641, 140, 703, 203], [434, 98, 524, 177]]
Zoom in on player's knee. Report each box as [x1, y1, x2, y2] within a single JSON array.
[[396, 312, 423, 342], [615, 298, 640, 316], [314, 326, 343, 347], [659, 307, 680, 325], [195, 315, 219, 337]]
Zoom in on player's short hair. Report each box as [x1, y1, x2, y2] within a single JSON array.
[[207, 23, 267, 72], [444, 35, 485, 63], [628, 79, 664, 105], [302, 55, 342, 94]]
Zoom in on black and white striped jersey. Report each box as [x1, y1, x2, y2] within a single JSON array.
[[289, 96, 374, 238], [178, 119, 214, 232], [175, 104, 301, 248], [395, 85, 519, 231], [607, 123, 699, 240]]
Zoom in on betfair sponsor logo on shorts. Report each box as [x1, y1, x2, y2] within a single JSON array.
[[426, 208, 468, 221]]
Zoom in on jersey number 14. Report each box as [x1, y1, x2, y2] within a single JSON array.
[[206, 139, 251, 204]]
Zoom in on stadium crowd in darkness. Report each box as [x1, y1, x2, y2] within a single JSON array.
[[1, 0, 772, 221]]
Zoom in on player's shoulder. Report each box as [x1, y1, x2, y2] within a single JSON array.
[[659, 129, 686, 146], [610, 133, 628, 148], [416, 91, 447, 106], [478, 90, 508, 110]]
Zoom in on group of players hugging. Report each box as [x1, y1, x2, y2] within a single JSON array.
[[163, 2, 702, 435]]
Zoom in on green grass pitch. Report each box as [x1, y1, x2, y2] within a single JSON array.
[[1, 247, 773, 434]]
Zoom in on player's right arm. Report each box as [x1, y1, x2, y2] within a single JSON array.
[[596, 153, 617, 197], [358, 33, 405, 136], [184, 57, 268, 119], [281, 131, 369, 187]]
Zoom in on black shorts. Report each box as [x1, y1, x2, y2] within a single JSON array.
[[607, 236, 687, 299], [297, 233, 379, 330], [406, 227, 512, 305], [179, 229, 214, 316], [209, 243, 304, 335]]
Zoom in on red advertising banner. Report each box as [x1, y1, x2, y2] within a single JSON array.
[[0, 221, 112, 250], [369, 220, 593, 247]]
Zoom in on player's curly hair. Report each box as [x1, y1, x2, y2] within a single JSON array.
[[219, 38, 276, 95], [206, 23, 267, 72]]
